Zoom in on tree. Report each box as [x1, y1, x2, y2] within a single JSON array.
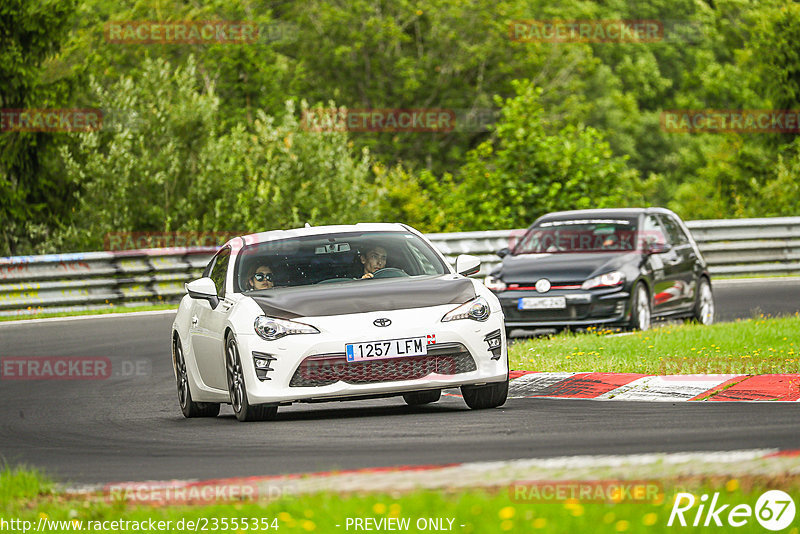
[[0, 0, 78, 255], [56, 57, 382, 251], [438, 80, 642, 231]]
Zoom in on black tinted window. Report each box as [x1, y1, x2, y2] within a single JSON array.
[[515, 218, 638, 254], [209, 247, 231, 296], [641, 215, 667, 247], [659, 215, 690, 245], [234, 231, 448, 291]]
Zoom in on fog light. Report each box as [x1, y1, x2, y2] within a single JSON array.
[[484, 329, 503, 360], [252, 352, 276, 381]]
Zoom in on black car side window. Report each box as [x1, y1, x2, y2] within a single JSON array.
[[659, 215, 690, 246], [203, 257, 215, 278], [642, 215, 668, 247], [209, 247, 231, 297]]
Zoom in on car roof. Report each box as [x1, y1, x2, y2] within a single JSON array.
[[228, 222, 413, 248], [533, 207, 678, 225]]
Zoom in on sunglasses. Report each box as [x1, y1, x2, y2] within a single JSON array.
[[253, 272, 273, 282]]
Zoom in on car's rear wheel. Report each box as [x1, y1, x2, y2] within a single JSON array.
[[225, 335, 278, 422], [692, 277, 715, 325], [629, 282, 651, 331], [174, 337, 220, 418], [461, 380, 508, 410], [402, 389, 442, 406]]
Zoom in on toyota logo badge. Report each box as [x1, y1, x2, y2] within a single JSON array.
[[373, 318, 392, 327]]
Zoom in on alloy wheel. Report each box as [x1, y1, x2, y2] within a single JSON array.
[[636, 285, 651, 330], [226, 339, 245, 414], [175, 340, 189, 409]]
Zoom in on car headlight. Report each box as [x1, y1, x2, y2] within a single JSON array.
[[581, 271, 625, 290], [254, 316, 320, 340], [484, 275, 507, 292], [442, 296, 491, 322]]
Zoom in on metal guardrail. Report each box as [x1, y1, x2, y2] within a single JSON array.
[[1, 217, 799, 316]]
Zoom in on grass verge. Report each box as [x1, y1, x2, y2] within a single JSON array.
[[2, 469, 799, 533], [508, 314, 800, 374], [0, 303, 177, 323]]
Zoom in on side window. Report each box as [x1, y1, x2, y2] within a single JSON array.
[[209, 247, 231, 297], [203, 257, 215, 278], [641, 215, 667, 247], [407, 242, 439, 275], [659, 215, 690, 246]]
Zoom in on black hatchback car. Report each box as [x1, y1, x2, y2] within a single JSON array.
[[485, 208, 715, 334]]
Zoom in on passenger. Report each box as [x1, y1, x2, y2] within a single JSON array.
[[360, 245, 387, 279], [247, 263, 275, 290]]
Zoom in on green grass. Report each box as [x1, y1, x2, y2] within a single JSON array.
[[509, 314, 800, 374], [2, 469, 799, 533], [0, 465, 54, 501], [0, 303, 177, 322]]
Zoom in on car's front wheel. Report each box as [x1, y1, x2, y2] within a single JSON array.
[[174, 337, 220, 418], [692, 277, 715, 325], [402, 390, 441, 406], [226, 334, 278, 422], [629, 282, 651, 331], [461, 380, 508, 410]]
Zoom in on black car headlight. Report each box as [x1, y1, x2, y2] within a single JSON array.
[[442, 297, 491, 322], [581, 271, 625, 290], [254, 316, 319, 340]]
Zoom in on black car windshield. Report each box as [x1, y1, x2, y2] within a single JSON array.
[[514, 218, 639, 254], [234, 231, 449, 292]]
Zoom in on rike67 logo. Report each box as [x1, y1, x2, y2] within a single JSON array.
[[668, 490, 796, 531]]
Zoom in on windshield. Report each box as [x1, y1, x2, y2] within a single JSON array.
[[234, 231, 449, 292], [514, 218, 639, 254]]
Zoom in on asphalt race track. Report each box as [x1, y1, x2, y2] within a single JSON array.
[[1, 278, 799, 485]]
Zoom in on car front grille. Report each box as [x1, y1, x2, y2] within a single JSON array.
[[289, 342, 476, 387], [502, 303, 592, 321]]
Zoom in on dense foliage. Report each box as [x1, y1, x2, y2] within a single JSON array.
[[1, 0, 797, 255]]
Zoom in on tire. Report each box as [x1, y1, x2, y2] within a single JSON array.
[[461, 379, 508, 410], [692, 277, 715, 325], [226, 335, 278, 422], [402, 389, 442, 406], [629, 282, 651, 331], [174, 337, 220, 418]]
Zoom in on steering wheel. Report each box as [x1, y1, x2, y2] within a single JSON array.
[[370, 267, 408, 279]]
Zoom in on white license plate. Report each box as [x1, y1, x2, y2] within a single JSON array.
[[518, 296, 567, 310], [345, 337, 428, 362]]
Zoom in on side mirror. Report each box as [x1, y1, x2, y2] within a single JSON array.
[[186, 277, 220, 309], [645, 242, 672, 255], [455, 254, 481, 277], [496, 247, 510, 258]]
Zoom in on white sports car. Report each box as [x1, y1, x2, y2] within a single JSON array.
[[171, 223, 508, 421]]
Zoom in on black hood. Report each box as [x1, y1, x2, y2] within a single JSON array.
[[248, 275, 476, 319], [494, 252, 640, 284]]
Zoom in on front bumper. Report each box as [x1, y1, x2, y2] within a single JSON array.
[[234, 307, 508, 405], [497, 288, 631, 328]]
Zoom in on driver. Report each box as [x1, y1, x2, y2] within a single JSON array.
[[246, 263, 275, 290], [360, 245, 387, 279]]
